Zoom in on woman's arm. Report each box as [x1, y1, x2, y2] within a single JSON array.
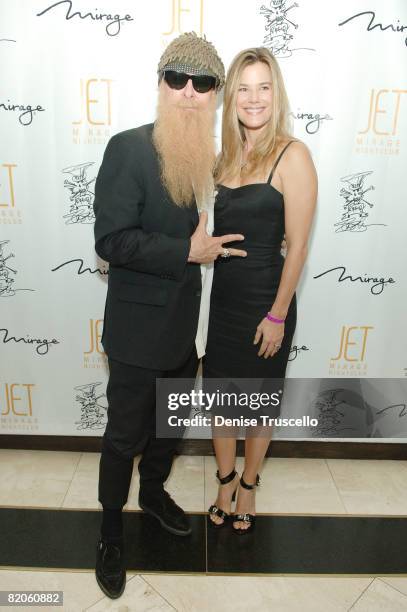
[[268, 140, 318, 319], [254, 141, 317, 358]]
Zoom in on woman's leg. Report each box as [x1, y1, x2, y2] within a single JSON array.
[[233, 426, 273, 530], [209, 431, 239, 525]]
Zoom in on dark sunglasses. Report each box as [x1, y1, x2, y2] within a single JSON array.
[[163, 70, 217, 93]]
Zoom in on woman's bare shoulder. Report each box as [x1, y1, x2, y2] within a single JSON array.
[[277, 140, 315, 173], [280, 139, 317, 186], [285, 139, 313, 158]]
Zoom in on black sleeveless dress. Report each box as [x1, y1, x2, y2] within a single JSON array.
[[203, 141, 297, 392]]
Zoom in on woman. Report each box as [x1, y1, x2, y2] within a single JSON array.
[[203, 47, 317, 533]]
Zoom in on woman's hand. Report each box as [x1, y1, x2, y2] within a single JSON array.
[[253, 318, 284, 358]]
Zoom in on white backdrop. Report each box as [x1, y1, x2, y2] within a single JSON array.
[[1, 0, 406, 439]]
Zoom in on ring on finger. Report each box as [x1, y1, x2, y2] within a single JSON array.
[[221, 248, 231, 258]]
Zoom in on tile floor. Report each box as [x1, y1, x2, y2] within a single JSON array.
[[0, 449, 406, 611]]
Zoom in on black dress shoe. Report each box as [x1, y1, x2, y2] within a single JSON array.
[[138, 489, 192, 536], [95, 538, 126, 599]]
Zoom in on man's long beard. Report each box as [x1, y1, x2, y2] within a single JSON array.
[[152, 93, 216, 208]]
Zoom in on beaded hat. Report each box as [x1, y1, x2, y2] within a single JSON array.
[[158, 31, 225, 91]]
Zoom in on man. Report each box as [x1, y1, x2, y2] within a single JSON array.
[[93, 32, 246, 599]]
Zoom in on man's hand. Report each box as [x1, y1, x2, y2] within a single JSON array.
[[188, 211, 247, 264]]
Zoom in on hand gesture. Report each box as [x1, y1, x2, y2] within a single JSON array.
[[188, 211, 247, 264]]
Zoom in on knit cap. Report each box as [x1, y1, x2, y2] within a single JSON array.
[[158, 31, 225, 91]]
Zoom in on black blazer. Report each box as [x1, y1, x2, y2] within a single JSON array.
[[93, 123, 201, 370]]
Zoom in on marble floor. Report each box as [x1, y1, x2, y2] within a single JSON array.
[[1, 449, 407, 611]]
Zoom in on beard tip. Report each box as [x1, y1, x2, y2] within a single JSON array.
[[153, 108, 216, 208]]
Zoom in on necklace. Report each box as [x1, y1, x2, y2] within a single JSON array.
[[240, 142, 249, 170]]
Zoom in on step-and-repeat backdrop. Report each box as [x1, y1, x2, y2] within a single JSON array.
[[1, 1, 406, 439]]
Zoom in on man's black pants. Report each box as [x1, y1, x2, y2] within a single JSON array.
[[98, 347, 199, 509]]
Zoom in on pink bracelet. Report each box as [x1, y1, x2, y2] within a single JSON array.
[[266, 313, 285, 324]]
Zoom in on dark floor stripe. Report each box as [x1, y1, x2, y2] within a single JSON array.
[[1, 509, 205, 572], [1, 509, 407, 574], [207, 515, 407, 574]]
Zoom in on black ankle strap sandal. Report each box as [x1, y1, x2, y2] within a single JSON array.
[[239, 473, 260, 489], [208, 468, 239, 529], [232, 473, 260, 535], [216, 468, 238, 485]]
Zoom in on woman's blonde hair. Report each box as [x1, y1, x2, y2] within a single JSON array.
[[215, 47, 293, 184]]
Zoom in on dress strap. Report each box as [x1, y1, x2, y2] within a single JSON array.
[[267, 140, 297, 184]]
